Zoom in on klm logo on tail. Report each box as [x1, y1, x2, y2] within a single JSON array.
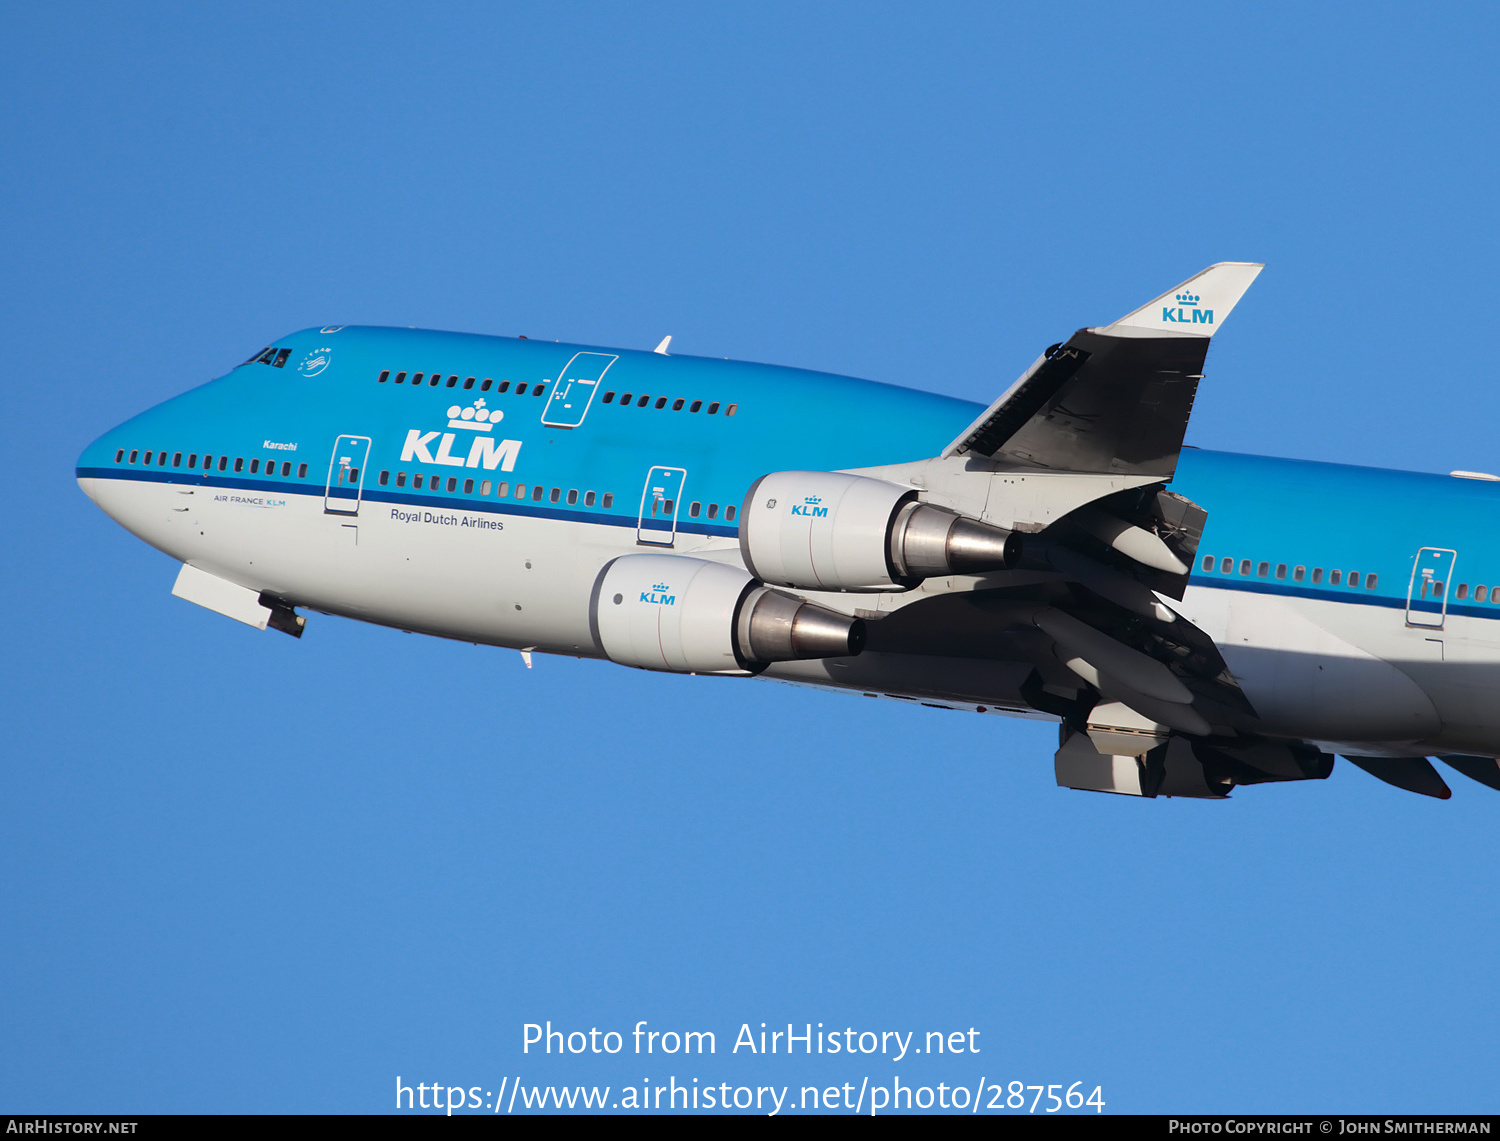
[[790, 495, 827, 518], [1162, 291, 1214, 325]]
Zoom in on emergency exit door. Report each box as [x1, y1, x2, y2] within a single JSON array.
[[637, 466, 686, 546], [1406, 547, 1457, 628], [324, 435, 371, 516], [541, 353, 618, 429]]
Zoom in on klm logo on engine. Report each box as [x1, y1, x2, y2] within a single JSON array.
[[401, 398, 522, 471], [641, 582, 676, 605], [1162, 291, 1214, 325], [790, 495, 827, 518]]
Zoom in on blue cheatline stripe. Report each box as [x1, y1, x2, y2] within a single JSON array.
[[75, 467, 742, 539], [1187, 575, 1500, 622]]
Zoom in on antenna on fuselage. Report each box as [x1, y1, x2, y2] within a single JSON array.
[[653, 336, 672, 355]]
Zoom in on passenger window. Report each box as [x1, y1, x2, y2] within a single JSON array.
[[532, 485, 544, 501], [1257, 561, 1268, 577], [413, 373, 424, 385], [535, 386, 545, 397], [655, 397, 668, 409], [446, 376, 457, 388], [1219, 557, 1231, 572], [169, 452, 180, 467], [379, 471, 389, 486], [115, 449, 125, 463], [429, 374, 441, 386], [707, 503, 718, 519], [297, 463, 307, 478], [1366, 575, 1377, 590], [414, 474, 424, 489], [495, 481, 508, 497], [584, 491, 595, 506], [726, 403, 737, 416], [516, 383, 528, 395], [187, 454, 197, 468], [379, 370, 390, 383], [463, 478, 474, 494], [1433, 579, 1444, 597], [280, 461, 289, 476], [250, 459, 260, 474], [1480, 585, 1490, 602], [143, 451, 153, 464], [498, 381, 511, 393], [1294, 565, 1305, 581], [395, 371, 407, 384], [235, 458, 244, 472], [129, 450, 138, 463], [159, 452, 168, 466], [464, 377, 475, 390], [1239, 559, 1251, 575], [1330, 569, 1341, 585], [1349, 571, 1360, 587], [725, 504, 736, 521], [672, 398, 685, 411], [1201, 555, 1213, 572], [515, 484, 526, 499], [481, 480, 492, 496], [1312, 567, 1323, 583], [1276, 564, 1286, 579], [396, 472, 407, 487], [689, 501, 700, 517], [690, 400, 702, 413], [602, 391, 615, 404], [447, 477, 457, 492], [603, 493, 614, 508], [1458, 583, 1469, 600], [481, 379, 493, 391], [566, 489, 577, 505], [550, 487, 561, 503], [638, 395, 650, 408], [621, 392, 633, 404], [708, 402, 720, 414]]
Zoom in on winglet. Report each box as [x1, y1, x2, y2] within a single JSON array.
[[1102, 262, 1263, 338], [653, 336, 672, 355]]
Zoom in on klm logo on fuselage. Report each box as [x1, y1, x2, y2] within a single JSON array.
[[401, 398, 522, 471], [641, 582, 676, 605], [790, 495, 827, 518], [1162, 291, 1214, 326]]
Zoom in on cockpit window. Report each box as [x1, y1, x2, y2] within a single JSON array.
[[243, 347, 291, 368]]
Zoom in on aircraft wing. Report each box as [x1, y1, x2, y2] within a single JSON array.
[[943, 263, 1263, 477]]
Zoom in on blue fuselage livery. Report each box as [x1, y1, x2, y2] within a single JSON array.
[[77, 266, 1500, 802]]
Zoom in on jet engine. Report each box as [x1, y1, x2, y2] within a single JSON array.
[[592, 554, 866, 675], [739, 471, 1021, 592]]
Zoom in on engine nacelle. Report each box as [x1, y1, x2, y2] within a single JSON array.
[[592, 554, 866, 675], [739, 471, 1021, 592]]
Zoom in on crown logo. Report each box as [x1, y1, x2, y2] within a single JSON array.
[[1175, 292, 1200, 306], [651, 583, 670, 592], [448, 398, 502, 431], [803, 495, 822, 505]]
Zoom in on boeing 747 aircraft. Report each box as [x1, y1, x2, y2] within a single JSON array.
[[76, 264, 1500, 800]]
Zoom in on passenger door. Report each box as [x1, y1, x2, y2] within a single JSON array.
[[1406, 547, 1457, 629], [324, 435, 372, 516], [637, 466, 686, 546]]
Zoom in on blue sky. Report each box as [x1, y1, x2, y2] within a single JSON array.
[[3, 1, 1499, 1114]]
